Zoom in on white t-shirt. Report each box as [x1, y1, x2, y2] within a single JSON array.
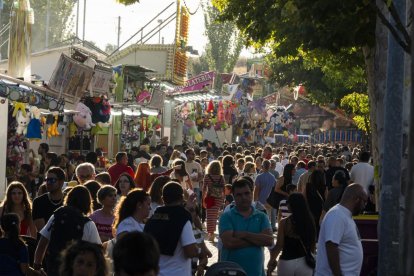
[[116, 216, 145, 236], [185, 161, 203, 189], [40, 214, 101, 244], [350, 162, 374, 193], [315, 204, 363, 276], [158, 220, 196, 276]]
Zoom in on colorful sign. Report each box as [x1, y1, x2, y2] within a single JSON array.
[[173, 71, 215, 93], [49, 54, 94, 98]]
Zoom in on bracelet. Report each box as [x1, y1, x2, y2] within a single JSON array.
[[33, 263, 42, 270]]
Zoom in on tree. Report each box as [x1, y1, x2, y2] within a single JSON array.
[[0, 0, 76, 57], [104, 43, 118, 54], [202, 2, 243, 76], [187, 54, 209, 77], [340, 92, 370, 134]]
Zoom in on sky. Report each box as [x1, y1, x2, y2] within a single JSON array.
[[73, 0, 208, 53], [72, 0, 252, 56]]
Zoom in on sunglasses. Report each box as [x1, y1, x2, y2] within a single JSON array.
[[46, 178, 58, 184]]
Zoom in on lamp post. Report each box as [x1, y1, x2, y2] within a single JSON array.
[[157, 19, 163, 44]]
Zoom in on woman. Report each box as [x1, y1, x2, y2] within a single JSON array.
[[115, 173, 136, 197], [274, 164, 296, 207], [34, 185, 101, 275], [222, 155, 238, 184], [170, 159, 193, 190], [320, 170, 348, 223], [113, 189, 151, 237], [167, 150, 181, 168], [255, 156, 263, 173], [267, 193, 316, 276], [149, 154, 168, 174], [84, 180, 102, 211], [148, 176, 171, 217], [0, 213, 44, 276], [0, 182, 36, 238], [90, 185, 117, 242], [59, 241, 107, 276], [305, 170, 326, 235], [202, 161, 225, 242], [241, 162, 257, 182]]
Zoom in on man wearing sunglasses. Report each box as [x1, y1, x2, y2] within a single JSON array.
[[32, 167, 65, 232]]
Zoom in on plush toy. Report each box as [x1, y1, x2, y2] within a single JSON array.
[[217, 101, 225, 123], [12, 102, 27, 117], [16, 110, 30, 136], [47, 114, 60, 138], [136, 89, 152, 104], [73, 102, 95, 130], [26, 106, 42, 139]]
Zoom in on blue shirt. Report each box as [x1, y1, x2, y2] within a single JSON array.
[[255, 171, 276, 204], [0, 238, 29, 276], [219, 206, 271, 276], [293, 168, 307, 185]]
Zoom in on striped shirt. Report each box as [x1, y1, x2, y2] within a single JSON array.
[[278, 199, 291, 218]]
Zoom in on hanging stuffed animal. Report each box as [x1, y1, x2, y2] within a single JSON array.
[[47, 113, 60, 138], [16, 110, 30, 136], [73, 102, 95, 130], [12, 102, 27, 117], [206, 99, 214, 114], [26, 106, 42, 139], [217, 101, 225, 123], [69, 122, 78, 137]]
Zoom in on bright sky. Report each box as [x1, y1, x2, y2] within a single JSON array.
[[73, 0, 251, 56], [74, 0, 206, 53]]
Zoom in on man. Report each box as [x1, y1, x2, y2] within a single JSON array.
[[219, 178, 273, 276], [156, 144, 169, 166], [184, 149, 203, 200], [37, 143, 49, 179], [297, 149, 309, 164], [279, 151, 289, 167], [75, 162, 96, 185], [108, 152, 135, 185], [315, 184, 367, 276], [32, 167, 65, 232], [298, 161, 316, 193], [350, 151, 374, 194], [272, 155, 284, 176], [144, 182, 199, 276], [254, 160, 276, 216], [325, 156, 350, 190], [269, 159, 280, 180], [293, 160, 307, 185], [236, 158, 245, 175], [262, 146, 273, 160]]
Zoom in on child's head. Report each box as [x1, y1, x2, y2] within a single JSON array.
[[224, 184, 232, 195], [286, 184, 297, 194], [97, 185, 117, 208], [60, 241, 107, 276]]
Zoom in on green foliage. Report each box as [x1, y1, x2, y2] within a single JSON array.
[[0, 0, 76, 57], [340, 92, 370, 133], [203, 3, 244, 74], [187, 54, 210, 77], [266, 47, 367, 104]]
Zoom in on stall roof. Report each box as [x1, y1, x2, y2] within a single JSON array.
[[113, 64, 156, 81]]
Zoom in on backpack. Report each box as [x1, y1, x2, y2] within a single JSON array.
[[48, 206, 90, 258]]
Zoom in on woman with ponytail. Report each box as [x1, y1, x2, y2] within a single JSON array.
[[0, 213, 44, 275]]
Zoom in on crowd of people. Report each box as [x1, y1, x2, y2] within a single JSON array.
[[0, 140, 375, 276]]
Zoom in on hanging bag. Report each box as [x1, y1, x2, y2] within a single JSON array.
[[299, 237, 316, 269]]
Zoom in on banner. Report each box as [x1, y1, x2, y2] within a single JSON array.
[[91, 65, 112, 94], [49, 54, 94, 98], [173, 71, 215, 93]]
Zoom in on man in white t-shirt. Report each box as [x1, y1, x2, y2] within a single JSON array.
[[185, 148, 203, 201], [144, 182, 199, 276], [315, 184, 368, 276], [350, 151, 374, 194]]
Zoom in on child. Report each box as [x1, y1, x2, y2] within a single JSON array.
[[224, 184, 233, 207], [277, 184, 297, 225]]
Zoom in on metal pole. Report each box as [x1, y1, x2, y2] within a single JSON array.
[[378, 0, 405, 274], [117, 16, 121, 49], [45, 0, 50, 48], [82, 0, 86, 44], [76, 0, 79, 37], [402, 1, 414, 273]]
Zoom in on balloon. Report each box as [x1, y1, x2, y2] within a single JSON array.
[[283, 130, 289, 137], [195, 132, 203, 142]]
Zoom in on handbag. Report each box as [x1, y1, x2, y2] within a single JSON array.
[[266, 186, 286, 209], [203, 195, 215, 208], [299, 237, 316, 269]]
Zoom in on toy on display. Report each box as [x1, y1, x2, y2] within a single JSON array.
[[26, 106, 42, 139], [73, 102, 95, 130], [16, 110, 30, 136]]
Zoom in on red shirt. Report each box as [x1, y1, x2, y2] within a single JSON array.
[[108, 163, 135, 185]]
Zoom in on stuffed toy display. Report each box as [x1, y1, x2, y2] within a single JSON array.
[[26, 106, 42, 139], [12, 102, 27, 117], [16, 110, 30, 136], [73, 102, 95, 130], [47, 114, 60, 138]]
